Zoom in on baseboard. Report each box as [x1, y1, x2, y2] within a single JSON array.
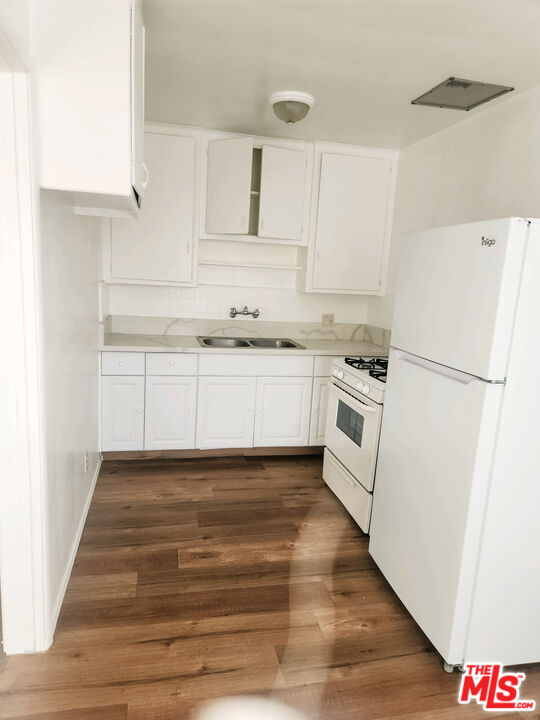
[[50, 454, 102, 634], [102, 446, 324, 461]]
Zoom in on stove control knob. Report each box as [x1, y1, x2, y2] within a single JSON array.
[[356, 382, 363, 391], [363, 384, 370, 395], [336, 369, 344, 380]]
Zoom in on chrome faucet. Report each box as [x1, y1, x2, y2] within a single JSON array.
[[229, 306, 260, 319]]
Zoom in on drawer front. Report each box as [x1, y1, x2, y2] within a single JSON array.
[[323, 449, 372, 533], [146, 353, 198, 376], [314, 355, 343, 376], [102, 352, 145, 375], [199, 353, 314, 377]]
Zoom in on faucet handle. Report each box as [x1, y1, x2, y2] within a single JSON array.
[[253, 308, 260, 318], [229, 307, 237, 319]]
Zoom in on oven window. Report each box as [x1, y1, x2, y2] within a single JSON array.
[[336, 399, 364, 447]]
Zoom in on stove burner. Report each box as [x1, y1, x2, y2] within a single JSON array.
[[344, 356, 388, 383]]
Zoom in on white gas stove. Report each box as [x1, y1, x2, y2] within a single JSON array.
[[330, 356, 388, 404], [323, 356, 388, 534]]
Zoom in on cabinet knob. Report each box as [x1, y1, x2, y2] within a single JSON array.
[[119, 361, 126, 367], [189, 408, 195, 414], [136, 407, 143, 413], [169, 361, 175, 366]]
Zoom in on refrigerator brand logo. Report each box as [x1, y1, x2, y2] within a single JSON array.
[[458, 663, 536, 712], [481, 236, 496, 246]]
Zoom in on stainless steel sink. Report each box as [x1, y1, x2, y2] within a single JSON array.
[[196, 336, 305, 349], [249, 338, 304, 348], [197, 337, 250, 347]]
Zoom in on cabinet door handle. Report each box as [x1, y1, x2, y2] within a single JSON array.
[[241, 214, 246, 228], [256, 405, 262, 412], [186, 241, 190, 255], [142, 163, 149, 190], [260, 217, 264, 231], [316, 252, 321, 263], [248, 405, 255, 413]]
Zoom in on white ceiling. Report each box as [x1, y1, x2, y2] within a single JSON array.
[[143, 0, 540, 149]]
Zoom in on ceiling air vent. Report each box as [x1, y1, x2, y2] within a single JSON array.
[[412, 77, 514, 111]]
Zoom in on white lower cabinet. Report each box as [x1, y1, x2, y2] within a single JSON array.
[[196, 377, 256, 449], [309, 377, 330, 446], [145, 376, 197, 450], [254, 377, 313, 447], [101, 352, 329, 452], [101, 375, 145, 451]]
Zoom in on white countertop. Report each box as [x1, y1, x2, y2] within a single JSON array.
[[102, 333, 389, 357]]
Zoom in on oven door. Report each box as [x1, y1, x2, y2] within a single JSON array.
[[325, 381, 382, 491]]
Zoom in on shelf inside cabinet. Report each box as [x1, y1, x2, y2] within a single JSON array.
[[198, 260, 301, 270]]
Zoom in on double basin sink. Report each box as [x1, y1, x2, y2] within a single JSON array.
[[197, 336, 305, 350]]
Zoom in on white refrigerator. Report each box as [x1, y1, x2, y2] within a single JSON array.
[[369, 217, 540, 668]]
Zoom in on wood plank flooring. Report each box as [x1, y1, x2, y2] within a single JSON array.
[[1, 455, 538, 719]]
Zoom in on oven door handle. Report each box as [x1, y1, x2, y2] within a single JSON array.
[[329, 382, 378, 414]]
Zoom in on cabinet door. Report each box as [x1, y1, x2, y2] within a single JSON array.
[[196, 377, 256, 449], [254, 377, 313, 447], [130, 0, 146, 199], [101, 376, 144, 451], [111, 131, 196, 283], [313, 153, 392, 292], [309, 377, 330, 446], [258, 145, 307, 241], [145, 376, 197, 450], [205, 136, 252, 234]]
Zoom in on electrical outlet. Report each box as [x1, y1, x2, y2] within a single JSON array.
[[322, 314, 335, 327], [83, 451, 89, 474]]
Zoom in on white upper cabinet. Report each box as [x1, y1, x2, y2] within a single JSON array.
[[202, 133, 313, 245], [205, 136, 253, 235], [107, 126, 200, 285], [258, 146, 308, 241], [130, 0, 146, 200], [298, 143, 397, 294], [32, 0, 145, 218]]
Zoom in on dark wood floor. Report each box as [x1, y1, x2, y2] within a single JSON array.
[[0, 455, 538, 719]]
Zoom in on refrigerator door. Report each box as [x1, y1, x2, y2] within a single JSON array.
[[391, 217, 528, 380], [369, 348, 504, 665]]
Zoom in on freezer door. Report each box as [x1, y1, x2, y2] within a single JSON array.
[[391, 218, 528, 380], [369, 348, 503, 665]]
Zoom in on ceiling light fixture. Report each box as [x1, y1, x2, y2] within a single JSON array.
[[269, 91, 315, 126]]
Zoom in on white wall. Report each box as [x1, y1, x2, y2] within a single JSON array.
[[39, 190, 102, 627], [368, 83, 540, 329], [106, 282, 370, 324]]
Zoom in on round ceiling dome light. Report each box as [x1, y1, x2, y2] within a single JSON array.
[[269, 91, 315, 126]]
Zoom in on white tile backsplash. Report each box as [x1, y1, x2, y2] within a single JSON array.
[[106, 283, 370, 324]]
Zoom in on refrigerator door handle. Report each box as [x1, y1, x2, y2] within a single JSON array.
[[394, 349, 483, 385]]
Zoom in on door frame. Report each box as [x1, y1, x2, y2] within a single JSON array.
[[0, 18, 51, 654]]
